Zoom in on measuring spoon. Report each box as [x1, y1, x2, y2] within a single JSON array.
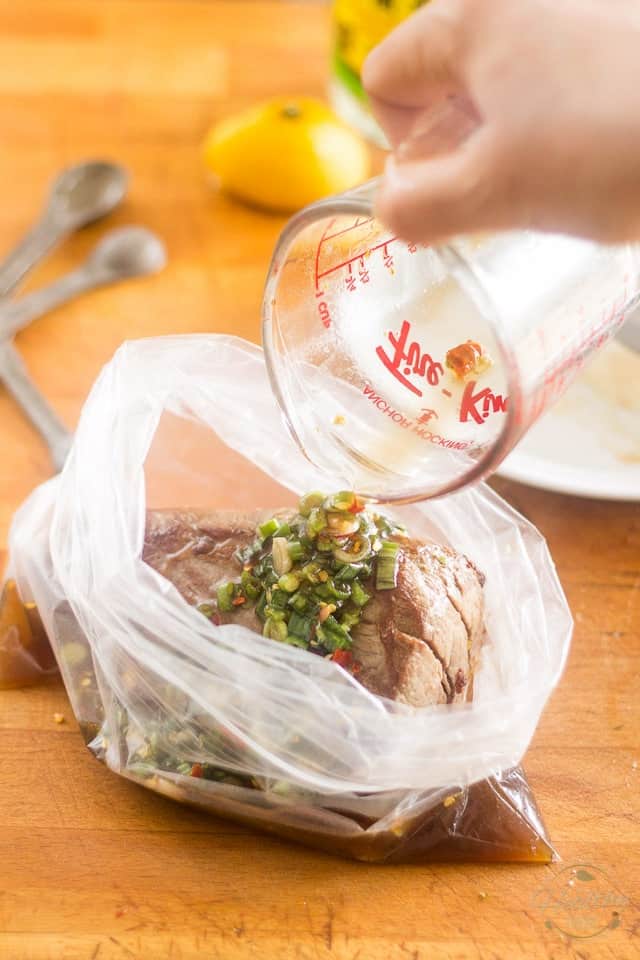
[[0, 227, 167, 342], [0, 161, 128, 296], [0, 161, 128, 469]]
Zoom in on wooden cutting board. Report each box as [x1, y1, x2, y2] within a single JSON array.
[[0, 2, 638, 958]]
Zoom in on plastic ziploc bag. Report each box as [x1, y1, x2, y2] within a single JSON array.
[[7, 335, 572, 863]]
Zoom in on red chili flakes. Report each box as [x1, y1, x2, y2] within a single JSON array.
[[331, 649, 354, 669], [190, 763, 204, 778], [232, 595, 247, 606]]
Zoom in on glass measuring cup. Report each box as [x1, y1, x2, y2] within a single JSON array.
[[262, 179, 640, 503]]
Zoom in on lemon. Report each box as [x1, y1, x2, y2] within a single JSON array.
[[203, 97, 370, 213]]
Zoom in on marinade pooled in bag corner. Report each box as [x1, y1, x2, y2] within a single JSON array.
[[6, 336, 571, 864]]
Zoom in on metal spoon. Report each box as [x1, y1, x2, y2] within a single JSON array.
[[0, 161, 128, 469], [0, 161, 128, 295], [0, 227, 167, 342]]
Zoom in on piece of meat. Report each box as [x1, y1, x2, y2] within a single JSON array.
[[143, 509, 485, 708]]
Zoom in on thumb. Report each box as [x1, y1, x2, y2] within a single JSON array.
[[375, 133, 501, 245]]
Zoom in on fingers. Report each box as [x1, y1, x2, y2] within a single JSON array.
[[362, 0, 520, 243], [362, 3, 463, 110], [363, 2, 468, 148], [374, 131, 509, 245]]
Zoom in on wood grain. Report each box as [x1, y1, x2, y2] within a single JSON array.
[[0, 3, 638, 959]]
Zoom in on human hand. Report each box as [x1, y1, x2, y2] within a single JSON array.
[[363, 0, 640, 245]]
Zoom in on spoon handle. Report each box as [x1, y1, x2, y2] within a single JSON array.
[[0, 343, 72, 472], [0, 268, 93, 340], [0, 216, 74, 470], [0, 217, 61, 299]]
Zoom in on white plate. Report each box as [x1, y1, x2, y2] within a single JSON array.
[[498, 340, 640, 501]]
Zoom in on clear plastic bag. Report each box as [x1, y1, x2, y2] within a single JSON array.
[[7, 335, 572, 862], [0, 579, 58, 688]]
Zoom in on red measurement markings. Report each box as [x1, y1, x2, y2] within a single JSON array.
[[314, 217, 337, 327], [345, 264, 356, 292], [522, 292, 629, 428], [314, 220, 421, 328], [320, 217, 374, 243], [314, 217, 337, 292], [358, 257, 370, 284], [316, 237, 399, 281]]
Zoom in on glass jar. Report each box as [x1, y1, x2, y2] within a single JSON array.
[[330, 0, 430, 145]]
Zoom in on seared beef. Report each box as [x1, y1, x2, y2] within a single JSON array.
[[143, 509, 485, 708]]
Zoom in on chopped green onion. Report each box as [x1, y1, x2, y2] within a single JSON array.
[[217, 491, 403, 664], [278, 573, 300, 593], [269, 589, 289, 611], [334, 563, 362, 581], [234, 539, 261, 565], [316, 615, 351, 651], [307, 507, 327, 536], [340, 607, 362, 629], [128, 762, 156, 779], [333, 535, 371, 564], [241, 571, 261, 599], [314, 581, 351, 602], [351, 580, 370, 607], [288, 611, 315, 644], [272, 537, 292, 575], [326, 491, 358, 512], [216, 582, 235, 612], [257, 562, 278, 587], [255, 590, 268, 622], [299, 492, 326, 517], [287, 540, 305, 563], [289, 591, 309, 613], [326, 512, 360, 536], [316, 534, 334, 553], [258, 518, 279, 540], [300, 562, 322, 583], [284, 634, 308, 649], [265, 608, 286, 622], [375, 514, 407, 537], [197, 602, 216, 619], [263, 618, 287, 642], [376, 540, 400, 590]]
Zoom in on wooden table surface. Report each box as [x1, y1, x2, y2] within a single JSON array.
[[0, 3, 638, 959]]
